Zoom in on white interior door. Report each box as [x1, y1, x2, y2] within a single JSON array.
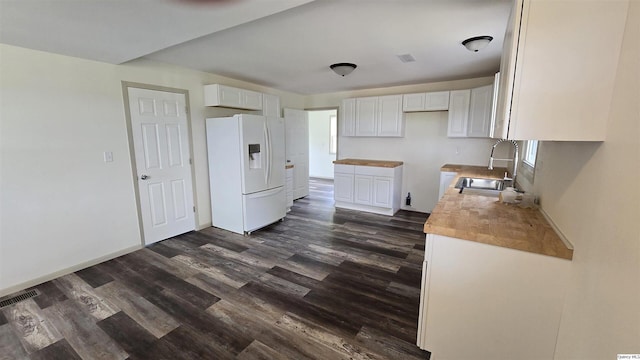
[[128, 87, 195, 245], [284, 108, 309, 200]]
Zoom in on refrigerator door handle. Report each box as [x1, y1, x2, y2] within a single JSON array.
[[264, 121, 270, 185]]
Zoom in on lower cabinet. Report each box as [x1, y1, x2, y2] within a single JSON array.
[[418, 233, 571, 359], [438, 171, 457, 199], [334, 164, 402, 216], [285, 166, 294, 211]]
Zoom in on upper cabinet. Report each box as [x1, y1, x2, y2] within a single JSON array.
[[342, 95, 404, 137], [204, 84, 263, 110], [403, 91, 450, 112], [467, 85, 493, 138], [262, 93, 281, 117], [493, 0, 628, 141], [447, 85, 493, 138], [340, 98, 356, 136], [447, 90, 471, 137]]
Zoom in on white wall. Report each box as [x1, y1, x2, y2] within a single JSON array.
[[531, 3, 639, 358], [0, 44, 304, 295], [308, 109, 336, 179], [306, 77, 510, 213]]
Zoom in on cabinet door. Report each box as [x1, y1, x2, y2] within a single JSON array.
[[402, 93, 426, 112], [218, 85, 243, 108], [263, 94, 281, 117], [373, 176, 392, 208], [493, 0, 521, 140], [507, 0, 625, 141], [355, 97, 378, 136], [424, 91, 450, 111], [286, 168, 294, 208], [377, 95, 404, 137], [489, 72, 501, 138], [467, 85, 493, 138], [340, 98, 356, 136], [243, 90, 263, 110], [447, 90, 471, 137], [334, 173, 354, 203], [354, 175, 373, 205], [439, 171, 457, 200]]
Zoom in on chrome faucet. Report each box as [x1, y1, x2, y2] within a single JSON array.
[[488, 139, 519, 187]]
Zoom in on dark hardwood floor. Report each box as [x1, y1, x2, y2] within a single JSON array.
[[1, 178, 431, 359]]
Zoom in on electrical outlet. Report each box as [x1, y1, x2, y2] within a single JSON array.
[[103, 151, 113, 162]]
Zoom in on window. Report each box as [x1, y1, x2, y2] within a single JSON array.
[[523, 140, 538, 167], [329, 115, 337, 154]]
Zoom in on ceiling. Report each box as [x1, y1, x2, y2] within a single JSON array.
[[0, 0, 512, 95]]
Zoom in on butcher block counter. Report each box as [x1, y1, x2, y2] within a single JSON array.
[[333, 158, 403, 168], [417, 164, 574, 360], [425, 164, 573, 260]]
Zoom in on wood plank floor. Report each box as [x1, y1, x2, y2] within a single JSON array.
[[1, 178, 431, 359]]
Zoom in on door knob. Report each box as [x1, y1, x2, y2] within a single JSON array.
[[140, 175, 150, 180]]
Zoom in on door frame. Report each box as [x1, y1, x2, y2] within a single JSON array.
[[121, 81, 198, 246], [305, 106, 340, 158]]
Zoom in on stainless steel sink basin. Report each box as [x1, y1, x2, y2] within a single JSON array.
[[454, 177, 505, 191]]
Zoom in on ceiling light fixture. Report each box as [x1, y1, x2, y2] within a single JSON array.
[[462, 36, 494, 52], [330, 63, 357, 77]]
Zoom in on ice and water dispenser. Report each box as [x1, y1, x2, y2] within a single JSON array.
[[248, 144, 261, 169]]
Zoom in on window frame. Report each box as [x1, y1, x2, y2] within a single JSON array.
[[329, 114, 337, 155]]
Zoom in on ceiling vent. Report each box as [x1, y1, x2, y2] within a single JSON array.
[[397, 54, 416, 63]]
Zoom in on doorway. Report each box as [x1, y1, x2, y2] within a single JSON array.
[[308, 109, 338, 179], [124, 84, 196, 246]]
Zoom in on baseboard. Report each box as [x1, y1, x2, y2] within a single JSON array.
[[196, 221, 212, 231], [539, 207, 574, 250], [0, 245, 142, 298], [335, 201, 395, 216]]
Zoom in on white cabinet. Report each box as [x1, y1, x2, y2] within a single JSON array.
[[418, 233, 571, 359], [355, 97, 378, 136], [340, 98, 356, 136], [467, 85, 493, 138], [334, 171, 355, 203], [403, 91, 450, 112], [334, 164, 403, 216], [447, 90, 471, 137], [354, 175, 374, 205], [263, 94, 281, 117], [204, 84, 263, 110], [377, 95, 404, 137], [447, 86, 494, 138], [493, 0, 627, 141], [373, 177, 392, 208], [285, 165, 294, 212], [346, 95, 404, 137], [438, 171, 457, 200]]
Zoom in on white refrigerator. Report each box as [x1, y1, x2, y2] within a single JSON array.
[[206, 114, 286, 235]]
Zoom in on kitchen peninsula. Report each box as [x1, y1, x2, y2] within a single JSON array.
[[333, 159, 403, 216], [418, 165, 573, 360]]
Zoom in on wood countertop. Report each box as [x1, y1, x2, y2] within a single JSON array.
[[333, 159, 403, 168], [424, 164, 573, 260]]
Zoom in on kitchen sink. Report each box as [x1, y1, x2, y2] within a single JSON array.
[[454, 177, 506, 191]]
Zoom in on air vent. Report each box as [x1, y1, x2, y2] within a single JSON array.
[[397, 54, 416, 63], [0, 289, 40, 309]]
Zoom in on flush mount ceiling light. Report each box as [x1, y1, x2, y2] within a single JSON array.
[[462, 36, 494, 52], [330, 63, 357, 77]]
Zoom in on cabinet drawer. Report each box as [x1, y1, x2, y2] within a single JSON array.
[[356, 165, 395, 177], [334, 164, 355, 174]]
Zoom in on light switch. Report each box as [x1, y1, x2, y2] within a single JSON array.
[[103, 151, 113, 162]]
